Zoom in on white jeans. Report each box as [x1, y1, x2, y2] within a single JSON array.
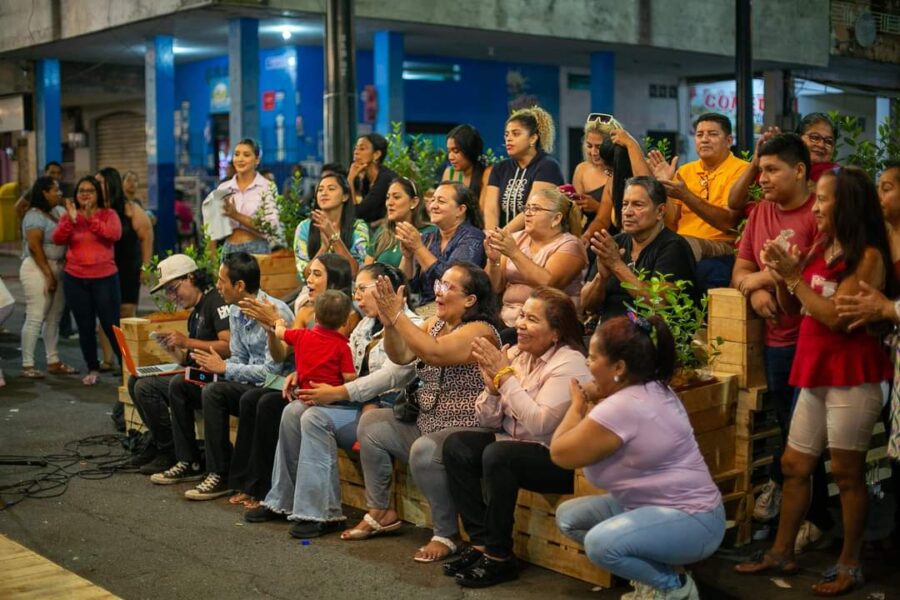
[[20, 256, 64, 368]]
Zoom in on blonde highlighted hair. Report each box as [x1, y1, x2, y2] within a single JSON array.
[[508, 106, 556, 154], [581, 115, 623, 163], [533, 188, 583, 237]]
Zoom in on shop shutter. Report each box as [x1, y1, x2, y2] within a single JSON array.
[[95, 111, 148, 203]]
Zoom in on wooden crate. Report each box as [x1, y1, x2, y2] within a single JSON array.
[[708, 288, 758, 321], [709, 316, 765, 344], [119, 315, 190, 387], [254, 251, 300, 298]]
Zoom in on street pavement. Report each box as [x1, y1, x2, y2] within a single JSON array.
[[0, 251, 897, 599]]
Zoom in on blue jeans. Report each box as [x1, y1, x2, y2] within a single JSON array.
[[222, 238, 270, 256], [262, 402, 360, 522], [695, 255, 734, 297], [764, 345, 797, 485], [556, 495, 725, 590]]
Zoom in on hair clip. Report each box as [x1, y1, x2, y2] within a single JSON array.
[[627, 310, 658, 349]]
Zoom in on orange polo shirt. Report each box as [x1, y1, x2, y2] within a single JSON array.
[[674, 153, 750, 242]]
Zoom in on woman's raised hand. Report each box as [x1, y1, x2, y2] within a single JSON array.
[[311, 209, 338, 240], [471, 337, 510, 375], [373, 275, 404, 326]]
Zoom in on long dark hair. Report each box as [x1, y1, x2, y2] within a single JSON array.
[[29, 176, 58, 214], [603, 139, 635, 227], [309, 173, 358, 259], [447, 124, 486, 199], [362, 133, 388, 164], [74, 175, 106, 209], [529, 287, 586, 354], [314, 253, 354, 296], [438, 181, 483, 230], [594, 314, 676, 384], [98, 166, 126, 216], [372, 177, 430, 258], [449, 261, 500, 329], [824, 167, 897, 297]]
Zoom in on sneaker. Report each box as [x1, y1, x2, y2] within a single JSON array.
[[443, 545, 484, 577], [129, 444, 158, 468], [753, 480, 782, 522], [794, 520, 827, 555], [150, 461, 203, 485], [184, 473, 231, 500], [288, 520, 343, 539], [244, 505, 288, 523], [455, 555, 519, 588], [139, 452, 176, 475]]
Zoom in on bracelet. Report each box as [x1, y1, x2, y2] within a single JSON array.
[[785, 278, 801, 295], [389, 309, 403, 326], [492, 366, 516, 389]]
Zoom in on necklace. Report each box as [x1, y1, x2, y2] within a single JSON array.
[[825, 241, 842, 264]]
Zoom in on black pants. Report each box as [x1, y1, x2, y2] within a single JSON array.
[[443, 432, 574, 557], [128, 374, 176, 453], [169, 373, 204, 464], [201, 381, 257, 476], [229, 388, 288, 498], [62, 272, 121, 371]]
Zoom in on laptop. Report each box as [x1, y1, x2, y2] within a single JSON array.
[[112, 325, 185, 378]]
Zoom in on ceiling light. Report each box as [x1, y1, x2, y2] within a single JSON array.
[[282, 30, 291, 40]]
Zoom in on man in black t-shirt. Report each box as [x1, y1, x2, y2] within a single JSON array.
[[127, 255, 230, 475]]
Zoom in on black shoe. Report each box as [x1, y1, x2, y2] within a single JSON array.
[[244, 505, 288, 523], [289, 519, 343, 539], [129, 444, 157, 468], [444, 545, 484, 577], [455, 555, 519, 588], [138, 452, 176, 475]]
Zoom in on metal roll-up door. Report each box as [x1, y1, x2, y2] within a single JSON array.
[[95, 111, 148, 202]]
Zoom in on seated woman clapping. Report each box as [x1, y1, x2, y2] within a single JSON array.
[[441, 287, 592, 588], [484, 188, 587, 342], [345, 262, 500, 564], [581, 176, 696, 318], [551, 314, 726, 599]]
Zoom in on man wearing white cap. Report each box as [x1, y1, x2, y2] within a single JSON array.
[[127, 254, 231, 475]]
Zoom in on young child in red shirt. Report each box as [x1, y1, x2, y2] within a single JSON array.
[[275, 290, 357, 400]]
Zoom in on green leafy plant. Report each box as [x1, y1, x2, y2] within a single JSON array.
[[272, 169, 308, 249], [142, 227, 222, 313], [622, 270, 722, 378], [641, 135, 673, 161], [481, 147, 504, 166], [384, 122, 447, 196], [250, 179, 286, 249], [828, 111, 900, 179]]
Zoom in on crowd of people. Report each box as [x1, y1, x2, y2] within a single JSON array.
[[4, 105, 900, 599]]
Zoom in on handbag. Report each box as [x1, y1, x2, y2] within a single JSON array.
[[392, 376, 424, 423]]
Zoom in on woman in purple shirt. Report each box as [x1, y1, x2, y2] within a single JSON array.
[[551, 314, 725, 600]]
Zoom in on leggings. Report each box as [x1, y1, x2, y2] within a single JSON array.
[[63, 272, 121, 371]]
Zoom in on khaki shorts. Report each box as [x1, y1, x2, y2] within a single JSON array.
[[787, 383, 884, 455]]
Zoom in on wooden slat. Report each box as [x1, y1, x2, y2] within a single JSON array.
[[0, 534, 120, 599]]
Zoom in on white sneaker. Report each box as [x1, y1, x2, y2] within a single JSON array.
[[753, 480, 782, 521], [661, 573, 700, 599], [794, 520, 826, 555]]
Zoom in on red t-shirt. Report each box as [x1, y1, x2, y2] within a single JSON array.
[[51, 209, 122, 279], [282, 325, 354, 391], [790, 248, 892, 388], [738, 196, 817, 346]]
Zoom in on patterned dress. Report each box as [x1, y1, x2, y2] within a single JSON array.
[[414, 319, 499, 435]]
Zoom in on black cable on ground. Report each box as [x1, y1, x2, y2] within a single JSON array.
[[0, 432, 143, 510]]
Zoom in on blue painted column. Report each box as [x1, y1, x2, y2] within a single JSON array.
[[35, 59, 61, 169], [589, 51, 615, 115], [374, 31, 404, 135], [145, 36, 176, 253], [229, 18, 260, 145]]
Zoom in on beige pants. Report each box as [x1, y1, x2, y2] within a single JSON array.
[[788, 383, 885, 455], [20, 257, 65, 368]]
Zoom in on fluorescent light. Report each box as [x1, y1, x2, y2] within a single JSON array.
[[281, 29, 292, 40]]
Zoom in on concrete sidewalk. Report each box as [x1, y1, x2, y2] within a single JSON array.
[[1, 252, 897, 599]]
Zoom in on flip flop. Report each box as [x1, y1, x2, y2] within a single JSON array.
[[341, 513, 403, 540], [734, 550, 799, 576], [228, 492, 251, 505], [812, 564, 864, 597], [47, 362, 78, 375], [413, 535, 458, 563]]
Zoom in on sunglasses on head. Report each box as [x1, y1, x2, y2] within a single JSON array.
[[587, 113, 615, 125]]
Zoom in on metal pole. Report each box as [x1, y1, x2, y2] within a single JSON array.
[[735, 0, 753, 154], [324, 0, 357, 167]]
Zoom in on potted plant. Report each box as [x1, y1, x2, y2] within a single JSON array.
[[141, 229, 221, 321], [384, 122, 447, 197]]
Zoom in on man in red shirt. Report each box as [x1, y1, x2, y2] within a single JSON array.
[[731, 133, 831, 550]]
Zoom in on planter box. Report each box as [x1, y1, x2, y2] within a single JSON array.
[[707, 288, 766, 390], [254, 251, 300, 299], [119, 315, 190, 388]]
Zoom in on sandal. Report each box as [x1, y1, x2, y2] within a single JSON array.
[[413, 535, 458, 563], [341, 513, 403, 540], [812, 564, 864, 597], [82, 371, 100, 386], [21, 367, 45, 379], [47, 362, 77, 375], [228, 492, 251, 505], [734, 550, 799, 575], [243, 499, 261, 510]]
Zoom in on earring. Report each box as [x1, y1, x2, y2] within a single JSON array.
[[613, 375, 621, 383]]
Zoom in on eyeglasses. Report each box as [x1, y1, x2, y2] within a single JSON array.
[[433, 279, 462, 297], [804, 132, 835, 148], [523, 204, 556, 215], [353, 282, 377, 297], [164, 278, 185, 297], [587, 113, 615, 124]]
